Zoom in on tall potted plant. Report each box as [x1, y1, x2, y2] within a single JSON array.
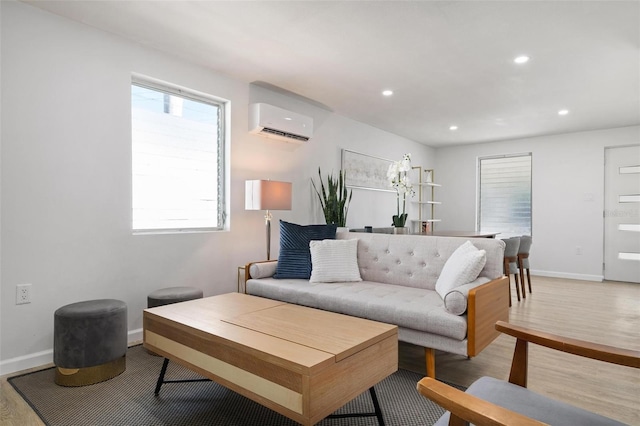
[[311, 168, 353, 227]]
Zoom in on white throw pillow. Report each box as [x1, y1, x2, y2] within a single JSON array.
[[309, 239, 362, 283], [435, 241, 487, 299]]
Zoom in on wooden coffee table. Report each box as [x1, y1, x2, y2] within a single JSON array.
[[143, 293, 398, 425]]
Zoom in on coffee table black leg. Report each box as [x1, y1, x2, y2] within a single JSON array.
[[369, 386, 385, 426], [153, 357, 384, 425], [326, 385, 385, 425], [153, 357, 212, 396], [154, 357, 170, 395]]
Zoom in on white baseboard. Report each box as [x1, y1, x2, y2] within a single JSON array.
[[1, 328, 145, 376], [0, 348, 53, 377], [531, 269, 603, 282], [128, 328, 143, 343]]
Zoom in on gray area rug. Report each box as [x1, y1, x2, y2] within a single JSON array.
[[9, 345, 459, 425]]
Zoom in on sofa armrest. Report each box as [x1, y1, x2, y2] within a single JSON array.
[[467, 276, 510, 357], [416, 377, 547, 426], [245, 260, 278, 280]]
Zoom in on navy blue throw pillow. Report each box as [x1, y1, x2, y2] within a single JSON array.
[[274, 220, 338, 279]]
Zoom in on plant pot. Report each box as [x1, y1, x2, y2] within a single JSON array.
[[393, 227, 409, 234], [336, 227, 349, 233]]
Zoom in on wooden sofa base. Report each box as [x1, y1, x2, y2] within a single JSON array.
[[425, 275, 510, 378], [425, 348, 436, 378]]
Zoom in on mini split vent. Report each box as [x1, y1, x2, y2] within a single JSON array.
[[259, 127, 310, 142], [249, 103, 313, 143]]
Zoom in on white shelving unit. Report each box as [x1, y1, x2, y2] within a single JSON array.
[[411, 167, 441, 234]]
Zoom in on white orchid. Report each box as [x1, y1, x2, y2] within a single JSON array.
[[387, 153, 415, 227], [399, 153, 412, 172]]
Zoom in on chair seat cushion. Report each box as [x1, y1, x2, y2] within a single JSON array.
[[434, 376, 626, 426]]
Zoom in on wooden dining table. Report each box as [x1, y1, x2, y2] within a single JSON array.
[[423, 230, 499, 238], [351, 228, 498, 238]]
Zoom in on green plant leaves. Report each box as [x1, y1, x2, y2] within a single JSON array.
[[311, 167, 353, 227], [392, 213, 408, 227]]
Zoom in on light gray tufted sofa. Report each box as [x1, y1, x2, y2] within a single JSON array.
[[245, 232, 510, 378]]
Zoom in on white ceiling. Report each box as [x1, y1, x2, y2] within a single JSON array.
[[24, 1, 640, 147]]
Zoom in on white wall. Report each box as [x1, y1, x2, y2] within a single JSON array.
[[0, 1, 433, 374], [435, 126, 640, 281], [248, 84, 436, 229]]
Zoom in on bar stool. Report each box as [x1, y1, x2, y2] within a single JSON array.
[[518, 235, 533, 294], [502, 237, 522, 306]]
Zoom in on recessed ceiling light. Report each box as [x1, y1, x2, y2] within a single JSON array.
[[558, 109, 569, 116], [449, 125, 458, 131], [382, 90, 393, 97], [514, 55, 530, 64]]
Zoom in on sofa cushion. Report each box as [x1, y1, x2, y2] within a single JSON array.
[[443, 277, 490, 315], [274, 221, 337, 279], [246, 278, 468, 340], [310, 239, 362, 283], [435, 241, 486, 299]]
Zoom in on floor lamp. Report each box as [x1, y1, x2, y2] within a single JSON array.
[[245, 180, 292, 260]]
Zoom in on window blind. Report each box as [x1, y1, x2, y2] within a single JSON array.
[[478, 154, 532, 237], [131, 80, 225, 232]]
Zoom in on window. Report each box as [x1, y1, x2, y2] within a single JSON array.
[[131, 79, 225, 232], [478, 154, 532, 237]]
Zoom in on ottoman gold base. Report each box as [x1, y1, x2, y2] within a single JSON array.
[[55, 355, 126, 387]]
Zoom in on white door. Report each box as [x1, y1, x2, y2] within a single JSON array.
[[604, 145, 640, 283]]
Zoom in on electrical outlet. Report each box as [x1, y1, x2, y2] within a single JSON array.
[[16, 284, 31, 305], [575, 246, 583, 255]]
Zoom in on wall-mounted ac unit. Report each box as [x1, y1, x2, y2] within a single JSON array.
[[249, 103, 313, 143]]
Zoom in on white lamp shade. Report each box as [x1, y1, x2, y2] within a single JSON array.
[[245, 180, 292, 211]]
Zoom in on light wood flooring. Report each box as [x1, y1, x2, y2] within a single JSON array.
[[2, 276, 639, 425], [401, 276, 640, 425]]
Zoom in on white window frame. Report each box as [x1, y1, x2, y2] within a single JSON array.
[[477, 153, 532, 237], [131, 77, 227, 233]]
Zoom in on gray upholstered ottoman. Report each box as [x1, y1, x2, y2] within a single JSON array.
[[146, 287, 203, 356], [147, 286, 203, 308], [54, 299, 127, 386]]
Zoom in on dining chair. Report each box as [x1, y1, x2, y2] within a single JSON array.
[[518, 235, 533, 294], [502, 237, 521, 305]]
